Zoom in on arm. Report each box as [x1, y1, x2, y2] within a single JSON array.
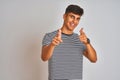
[[41, 29, 62, 61], [41, 43, 55, 61], [83, 43, 97, 63], [79, 28, 97, 63]]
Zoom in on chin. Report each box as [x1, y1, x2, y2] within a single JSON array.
[[66, 25, 76, 31], [69, 27, 76, 31], [69, 28, 74, 31]]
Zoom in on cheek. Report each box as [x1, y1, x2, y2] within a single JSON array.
[[76, 22, 79, 25], [76, 20, 80, 25], [65, 19, 71, 24]]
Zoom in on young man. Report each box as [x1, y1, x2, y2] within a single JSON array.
[[41, 4, 97, 80]]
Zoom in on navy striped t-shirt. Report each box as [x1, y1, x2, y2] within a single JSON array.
[[42, 30, 86, 80]]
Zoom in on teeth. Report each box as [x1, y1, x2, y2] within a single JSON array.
[[71, 23, 75, 26]]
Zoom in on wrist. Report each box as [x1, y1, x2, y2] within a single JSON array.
[[87, 38, 90, 44], [49, 43, 56, 48], [84, 38, 90, 45]]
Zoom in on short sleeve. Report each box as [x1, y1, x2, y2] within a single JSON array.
[[83, 44, 87, 51], [42, 33, 51, 46]]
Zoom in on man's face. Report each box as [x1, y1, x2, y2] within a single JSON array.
[[63, 12, 81, 31]]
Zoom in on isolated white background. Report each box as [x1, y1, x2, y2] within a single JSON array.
[[0, 0, 120, 80]]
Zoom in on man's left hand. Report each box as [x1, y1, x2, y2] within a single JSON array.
[[79, 28, 88, 44]]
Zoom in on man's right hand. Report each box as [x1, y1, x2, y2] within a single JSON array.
[[51, 29, 63, 46]]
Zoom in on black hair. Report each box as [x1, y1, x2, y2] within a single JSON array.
[[65, 4, 84, 16]]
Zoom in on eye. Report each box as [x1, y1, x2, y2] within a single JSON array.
[[70, 15, 75, 19], [77, 18, 80, 21]]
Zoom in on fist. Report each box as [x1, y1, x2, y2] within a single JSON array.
[[79, 28, 88, 44], [51, 29, 63, 46]]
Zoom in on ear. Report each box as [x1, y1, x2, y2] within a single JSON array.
[[63, 14, 66, 20]]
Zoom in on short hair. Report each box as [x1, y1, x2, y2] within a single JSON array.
[[65, 4, 84, 16]]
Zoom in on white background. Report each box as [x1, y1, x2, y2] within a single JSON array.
[[0, 0, 120, 80]]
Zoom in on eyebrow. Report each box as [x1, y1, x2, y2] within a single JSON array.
[[69, 14, 80, 20]]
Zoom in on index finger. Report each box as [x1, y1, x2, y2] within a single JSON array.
[[79, 28, 84, 35], [56, 29, 62, 38]]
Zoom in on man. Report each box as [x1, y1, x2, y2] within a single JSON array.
[[41, 4, 97, 80]]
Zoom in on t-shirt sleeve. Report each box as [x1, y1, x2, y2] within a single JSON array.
[[42, 33, 52, 46], [83, 44, 87, 51]]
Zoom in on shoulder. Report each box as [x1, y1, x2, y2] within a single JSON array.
[[73, 32, 79, 36], [42, 30, 57, 46], [44, 30, 57, 39], [45, 30, 57, 37]]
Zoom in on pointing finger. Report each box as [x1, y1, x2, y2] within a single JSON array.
[[56, 29, 62, 39], [79, 28, 84, 35]]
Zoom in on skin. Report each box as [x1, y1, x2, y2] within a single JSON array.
[[41, 12, 97, 63]]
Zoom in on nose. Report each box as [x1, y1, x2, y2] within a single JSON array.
[[73, 19, 77, 24]]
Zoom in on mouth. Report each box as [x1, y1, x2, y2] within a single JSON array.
[[70, 22, 76, 28], [71, 23, 75, 26]]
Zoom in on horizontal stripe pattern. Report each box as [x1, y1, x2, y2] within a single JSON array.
[[42, 30, 86, 80]]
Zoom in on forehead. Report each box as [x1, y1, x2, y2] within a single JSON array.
[[67, 12, 81, 18]]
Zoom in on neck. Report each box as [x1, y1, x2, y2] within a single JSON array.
[[61, 26, 73, 35]]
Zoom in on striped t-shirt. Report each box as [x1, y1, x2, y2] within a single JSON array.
[[42, 30, 86, 80]]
